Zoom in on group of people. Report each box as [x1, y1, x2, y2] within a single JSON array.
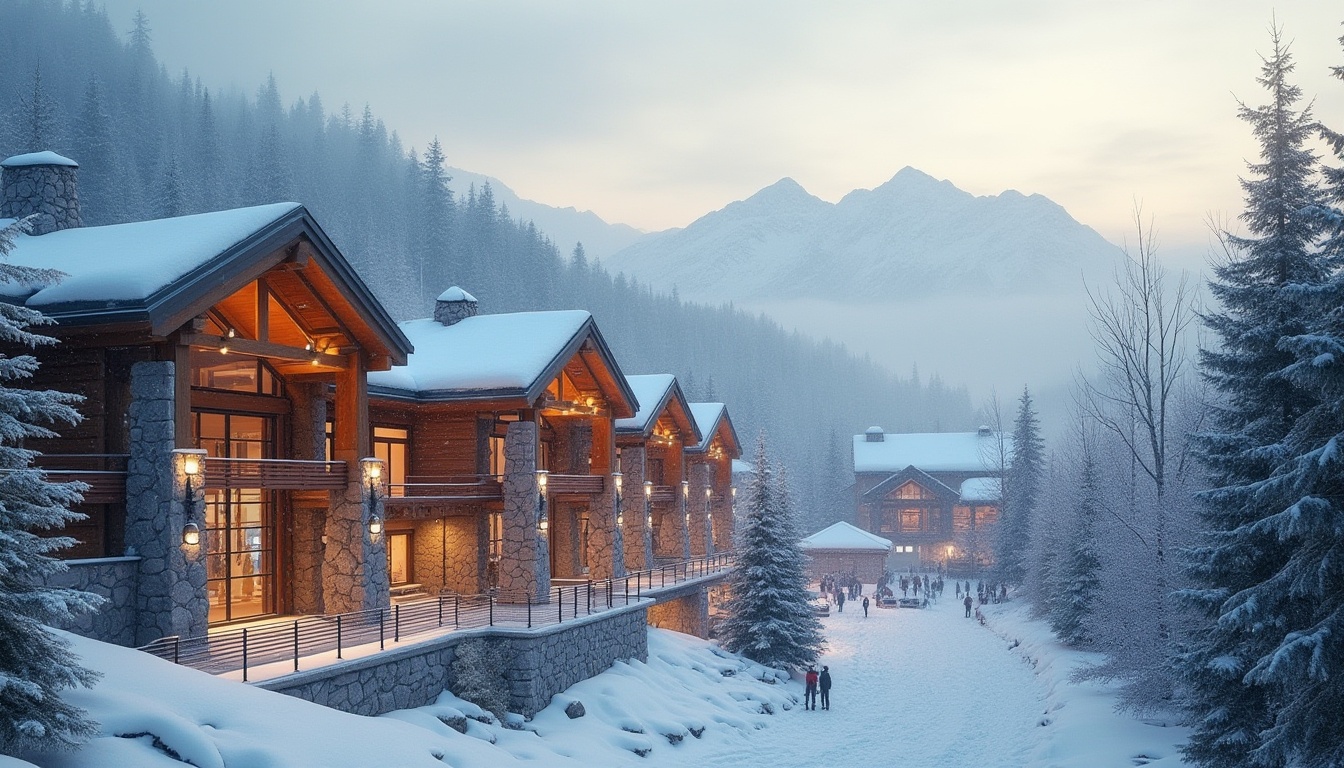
[[803, 665, 833, 710], [819, 572, 864, 614], [954, 580, 1009, 606]]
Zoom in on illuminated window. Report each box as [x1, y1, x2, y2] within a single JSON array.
[[373, 425, 409, 497], [893, 482, 934, 499], [953, 505, 972, 532], [899, 509, 924, 532], [975, 505, 1000, 528], [191, 352, 283, 396]]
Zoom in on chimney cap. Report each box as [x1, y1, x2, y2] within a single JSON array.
[[977, 425, 992, 436], [2, 151, 78, 169], [436, 286, 477, 303]]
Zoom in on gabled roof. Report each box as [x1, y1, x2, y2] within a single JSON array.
[[853, 429, 1010, 474], [861, 465, 961, 502], [615, 374, 699, 442], [367, 310, 637, 417], [0, 203, 411, 366], [686, 402, 742, 457], [801, 521, 892, 552]]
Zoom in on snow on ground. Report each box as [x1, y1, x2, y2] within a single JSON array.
[[13, 591, 1192, 767]]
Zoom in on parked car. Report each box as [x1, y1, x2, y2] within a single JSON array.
[[898, 597, 927, 609], [807, 590, 832, 617]]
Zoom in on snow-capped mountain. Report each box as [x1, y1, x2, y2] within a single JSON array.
[[605, 168, 1123, 303], [445, 167, 645, 261]]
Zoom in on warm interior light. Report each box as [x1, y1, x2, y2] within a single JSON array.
[[369, 515, 383, 536], [182, 522, 200, 546], [219, 345, 229, 355], [227, 328, 236, 338]]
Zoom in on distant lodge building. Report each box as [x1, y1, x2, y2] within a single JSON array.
[[800, 521, 892, 583], [0, 151, 742, 649], [852, 425, 1008, 573]]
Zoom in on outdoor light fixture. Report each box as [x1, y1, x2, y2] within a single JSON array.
[[681, 480, 689, 499], [220, 327, 236, 355], [613, 472, 624, 527], [182, 522, 200, 546], [361, 457, 383, 527], [536, 470, 550, 532], [174, 448, 206, 516], [643, 480, 653, 499]]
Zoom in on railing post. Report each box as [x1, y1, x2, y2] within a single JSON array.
[[557, 587, 563, 623], [489, 595, 495, 626], [454, 594, 460, 627], [526, 594, 532, 628], [241, 628, 249, 683], [587, 581, 592, 614], [438, 595, 444, 628], [395, 604, 401, 643], [337, 614, 343, 659], [379, 608, 385, 650], [293, 620, 300, 672], [172, 636, 180, 666]]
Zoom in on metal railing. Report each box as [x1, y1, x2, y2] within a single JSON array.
[[138, 552, 734, 681], [385, 475, 503, 504], [545, 474, 606, 494]]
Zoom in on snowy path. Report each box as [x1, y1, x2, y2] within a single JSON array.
[[682, 593, 1044, 768]]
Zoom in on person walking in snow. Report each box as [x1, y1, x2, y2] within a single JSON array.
[[804, 666, 819, 710], [955, 581, 961, 598], [836, 590, 845, 613], [963, 594, 973, 618], [818, 666, 832, 710], [862, 596, 869, 617]]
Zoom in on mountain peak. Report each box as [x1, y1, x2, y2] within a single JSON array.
[[746, 177, 815, 201]]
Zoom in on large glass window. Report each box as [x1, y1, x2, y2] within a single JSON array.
[[196, 411, 277, 624], [191, 352, 283, 396], [373, 425, 409, 496]]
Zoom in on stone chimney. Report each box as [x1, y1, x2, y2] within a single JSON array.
[[1, 151, 82, 236], [977, 425, 992, 437], [433, 286, 479, 326], [864, 425, 884, 443]]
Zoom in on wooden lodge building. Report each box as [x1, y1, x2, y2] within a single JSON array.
[[852, 425, 1008, 573], [0, 151, 743, 649]]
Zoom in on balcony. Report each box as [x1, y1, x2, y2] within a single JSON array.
[[32, 453, 129, 504], [203, 457, 348, 491], [545, 473, 605, 495], [384, 475, 503, 513], [647, 485, 677, 504]]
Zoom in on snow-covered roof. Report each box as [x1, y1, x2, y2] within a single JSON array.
[[853, 430, 1010, 474], [1, 150, 78, 167], [0, 203, 301, 308], [436, 286, 476, 302], [616, 374, 680, 435], [369, 311, 590, 396], [687, 401, 743, 457], [960, 477, 1002, 502], [801, 521, 892, 552], [732, 459, 752, 475]]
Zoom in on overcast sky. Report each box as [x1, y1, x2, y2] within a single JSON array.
[[101, 1, 1342, 264]]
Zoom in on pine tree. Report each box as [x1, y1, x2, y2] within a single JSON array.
[[0, 219, 103, 752], [1049, 438, 1102, 646], [16, 66, 60, 153], [996, 386, 1043, 584], [154, 150, 186, 219], [71, 76, 117, 225], [1320, 31, 1344, 265], [718, 436, 825, 670], [1180, 27, 1330, 768]]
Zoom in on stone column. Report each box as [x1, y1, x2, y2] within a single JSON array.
[[585, 480, 624, 580], [289, 382, 327, 614], [620, 447, 652, 572], [713, 488, 735, 552], [500, 421, 549, 602], [324, 359, 387, 614], [124, 361, 207, 645], [689, 462, 712, 557], [677, 483, 692, 561]]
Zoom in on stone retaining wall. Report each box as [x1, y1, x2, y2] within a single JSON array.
[[258, 601, 649, 718], [45, 556, 140, 647]]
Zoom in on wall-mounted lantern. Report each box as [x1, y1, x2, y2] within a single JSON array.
[[536, 470, 549, 532], [613, 471, 624, 527], [361, 457, 384, 537], [643, 480, 654, 529], [182, 522, 201, 546]]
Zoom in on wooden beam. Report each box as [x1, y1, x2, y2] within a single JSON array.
[[173, 335, 193, 447], [333, 352, 369, 462], [256, 279, 270, 343], [179, 332, 348, 369]]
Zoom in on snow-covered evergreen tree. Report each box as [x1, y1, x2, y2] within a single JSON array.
[[450, 638, 509, 721], [718, 436, 824, 670], [1050, 437, 1102, 647], [1179, 27, 1330, 768], [0, 218, 103, 753], [996, 386, 1042, 584]]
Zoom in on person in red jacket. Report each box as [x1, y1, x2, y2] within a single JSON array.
[[804, 667, 819, 710]]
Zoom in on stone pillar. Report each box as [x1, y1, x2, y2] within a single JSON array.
[[289, 382, 327, 614], [500, 421, 549, 602], [124, 361, 207, 645], [677, 483, 692, 561], [585, 480, 624, 580], [713, 488, 735, 552], [324, 359, 387, 614], [620, 447, 652, 572], [688, 462, 714, 557]]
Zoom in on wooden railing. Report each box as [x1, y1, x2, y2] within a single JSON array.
[[204, 457, 348, 491], [384, 475, 503, 508], [32, 454, 129, 504], [546, 474, 605, 495], [648, 485, 677, 504]]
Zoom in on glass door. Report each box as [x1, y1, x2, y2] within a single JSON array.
[[196, 411, 278, 624]]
